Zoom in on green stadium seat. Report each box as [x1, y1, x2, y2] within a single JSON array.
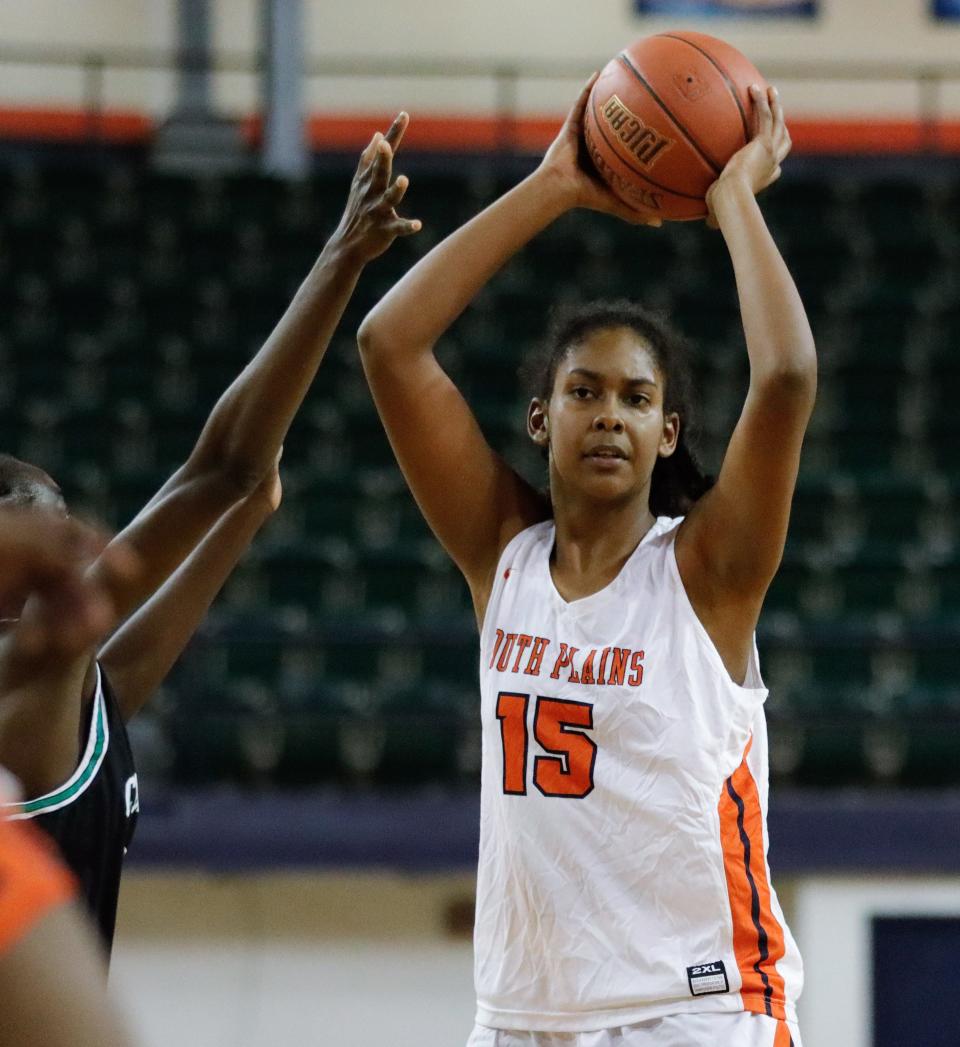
[[2, 158, 957, 786]]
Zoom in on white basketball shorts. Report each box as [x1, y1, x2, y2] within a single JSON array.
[[466, 1012, 802, 1047]]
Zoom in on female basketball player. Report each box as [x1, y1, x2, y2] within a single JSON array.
[[0, 510, 136, 1043], [358, 80, 812, 1047], [0, 114, 420, 954]]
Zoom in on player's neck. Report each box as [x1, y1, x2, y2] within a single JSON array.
[[550, 495, 656, 596]]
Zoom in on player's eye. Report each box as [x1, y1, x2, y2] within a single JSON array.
[[571, 386, 594, 399], [628, 393, 650, 406]]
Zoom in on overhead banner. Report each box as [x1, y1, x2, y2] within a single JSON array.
[[933, 0, 960, 18], [635, 0, 817, 15]]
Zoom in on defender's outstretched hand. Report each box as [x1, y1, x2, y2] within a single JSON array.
[[706, 85, 791, 226], [539, 74, 662, 227], [332, 112, 422, 263]]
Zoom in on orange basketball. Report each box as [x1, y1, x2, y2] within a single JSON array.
[[583, 32, 767, 221]]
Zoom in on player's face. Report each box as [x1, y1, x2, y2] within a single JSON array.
[[532, 327, 679, 505], [0, 465, 68, 623]]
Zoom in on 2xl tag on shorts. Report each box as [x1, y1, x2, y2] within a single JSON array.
[[686, 960, 729, 996]]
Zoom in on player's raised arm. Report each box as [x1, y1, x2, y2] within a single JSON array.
[[99, 468, 280, 720], [358, 77, 660, 614], [0, 118, 416, 796], [86, 114, 420, 630], [676, 86, 816, 670]]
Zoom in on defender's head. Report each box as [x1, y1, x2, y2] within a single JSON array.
[[0, 455, 67, 515]]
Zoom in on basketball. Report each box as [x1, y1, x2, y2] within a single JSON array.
[[583, 32, 768, 221]]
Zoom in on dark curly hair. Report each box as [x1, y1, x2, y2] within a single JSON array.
[[520, 299, 713, 517]]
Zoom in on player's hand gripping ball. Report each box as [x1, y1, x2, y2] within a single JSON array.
[[583, 32, 768, 221]]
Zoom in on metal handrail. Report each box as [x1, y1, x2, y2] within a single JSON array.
[[0, 44, 959, 151], [1, 43, 960, 81]]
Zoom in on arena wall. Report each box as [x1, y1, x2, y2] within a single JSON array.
[[1, 0, 959, 122], [113, 869, 960, 1047]]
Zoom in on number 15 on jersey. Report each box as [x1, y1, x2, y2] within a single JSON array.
[[496, 692, 597, 799]]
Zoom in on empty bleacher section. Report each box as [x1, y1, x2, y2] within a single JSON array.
[[1, 156, 957, 788]]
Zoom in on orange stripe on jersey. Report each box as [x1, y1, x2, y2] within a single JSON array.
[[773, 1020, 793, 1047], [0, 817, 76, 954], [718, 737, 789, 1021]]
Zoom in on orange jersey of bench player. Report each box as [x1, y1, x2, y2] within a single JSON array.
[[0, 790, 76, 953]]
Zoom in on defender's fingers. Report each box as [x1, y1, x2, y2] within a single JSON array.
[[382, 173, 410, 209], [359, 131, 384, 168], [390, 216, 422, 236], [383, 111, 409, 154], [369, 138, 394, 192]]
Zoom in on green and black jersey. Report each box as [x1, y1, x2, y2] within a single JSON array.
[[3, 663, 138, 953]]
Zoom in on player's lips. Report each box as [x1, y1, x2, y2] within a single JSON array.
[[583, 444, 629, 462]]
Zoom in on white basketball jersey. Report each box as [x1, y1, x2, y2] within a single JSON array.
[[474, 517, 802, 1032]]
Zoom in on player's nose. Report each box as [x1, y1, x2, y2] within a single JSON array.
[[593, 413, 624, 433]]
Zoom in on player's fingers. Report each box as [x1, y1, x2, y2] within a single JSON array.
[[749, 84, 772, 139], [769, 86, 785, 130], [383, 111, 409, 154], [382, 173, 410, 209], [769, 87, 790, 154], [608, 199, 661, 226], [389, 216, 422, 237], [369, 138, 394, 193], [359, 131, 383, 168]]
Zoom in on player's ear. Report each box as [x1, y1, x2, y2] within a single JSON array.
[[527, 399, 549, 447], [659, 411, 679, 458]]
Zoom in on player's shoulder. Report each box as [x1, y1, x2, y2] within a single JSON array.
[[497, 517, 554, 571]]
